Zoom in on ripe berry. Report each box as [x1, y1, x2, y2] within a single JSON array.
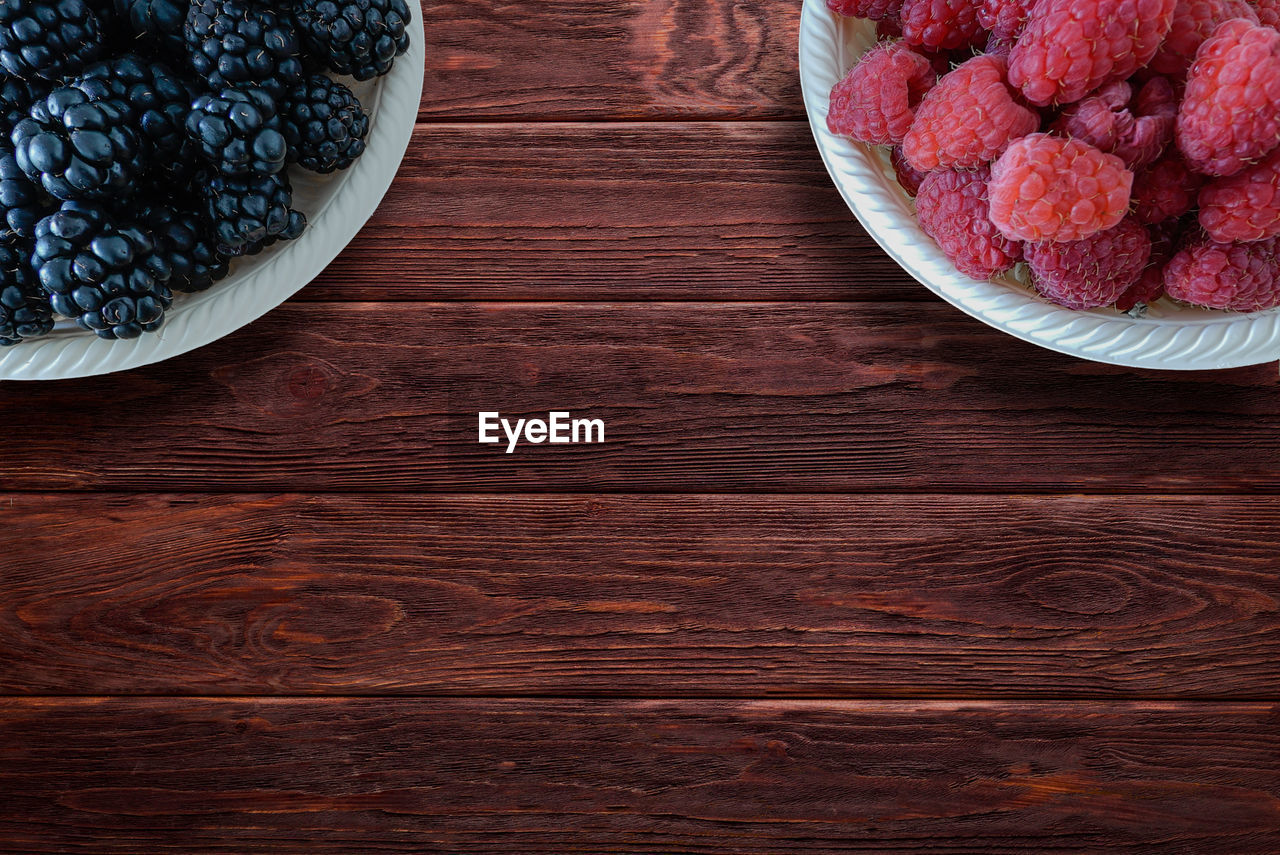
[[1177, 18, 1280, 176], [294, 0, 413, 81], [1008, 0, 1177, 106], [186, 88, 289, 176], [977, 0, 1035, 40], [903, 54, 1039, 171], [988, 134, 1134, 243], [281, 74, 369, 174], [0, 0, 105, 81], [1198, 148, 1280, 242], [900, 0, 985, 50], [1132, 154, 1203, 225], [32, 200, 173, 339], [12, 85, 146, 201], [1026, 218, 1152, 310], [0, 236, 51, 345], [916, 166, 1023, 280], [1050, 77, 1176, 170], [1150, 0, 1258, 77], [185, 0, 305, 100], [827, 41, 936, 145], [1165, 233, 1280, 310], [203, 169, 306, 256], [828, 0, 904, 18]]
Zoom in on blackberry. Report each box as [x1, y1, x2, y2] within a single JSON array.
[[141, 202, 230, 293], [281, 74, 368, 174], [0, 143, 52, 238], [113, 0, 186, 59], [185, 0, 304, 100], [186, 88, 288, 176], [33, 200, 172, 339], [0, 0, 106, 81], [12, 86, 145, 201], [204, 169, 307, 256], [235, 206, 306, 256], [74, 56, 197, 181], [295, 0, 411, 80], [0, 237, 52, 345], [0, 77, 48, 133]]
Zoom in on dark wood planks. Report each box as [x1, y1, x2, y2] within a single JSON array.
[[304, 123, 919, 302], [2, 698, 1278, 853], [1, 303, 1275, 492], [4, 494, 1280, 697], [422, 1, 804, 121]]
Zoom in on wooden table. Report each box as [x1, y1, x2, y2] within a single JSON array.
[[3, 2, 1280, 851]]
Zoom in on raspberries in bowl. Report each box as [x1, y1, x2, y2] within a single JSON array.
[[800, 0, 1280, 368]]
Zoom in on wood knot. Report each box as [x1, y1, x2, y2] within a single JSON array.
[[211, 352, 379, 419], [1019, 569, 1133, 616]]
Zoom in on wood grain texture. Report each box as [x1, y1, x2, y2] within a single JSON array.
[[4, 494, 1280, 697], [2, 303, 1275, 492], [304, 123, 920, 302], [422, 1, 803, 120], [2, 698, 1278, 853]]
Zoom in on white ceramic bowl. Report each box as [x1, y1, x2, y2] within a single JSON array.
[[799, 0, 1280, 370], [0, 14, 425, 381]]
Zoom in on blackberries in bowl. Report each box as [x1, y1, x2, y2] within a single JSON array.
[[0, 0, 412, 345]]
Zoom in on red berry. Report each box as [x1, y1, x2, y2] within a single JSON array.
[[876, 15, 905, 38], [1151, 0, 1258, 76], [1026, 217, 1152, 309], [1049, 77, 1176, 169], [988, 134, 1134, 242], [1251, 0, 1280, 27], [826, 42, 937, 145], [1198, 147, 1280, 241], [1165, 233, 1280, 309], [1176, 19, 1280, 176], [916, 166, 1024, 279], [900, 0, 985, 50], [1051, 81, 1133, 149], [902, 55, 1040, 171], [977, 0, 1036, 39], [827, 0, 905, 19], [890, 146, 929, 195], [1120, 77, 1178, 168], [1008, 0, 1177, 106], [1132, 153, 1204, 224], [1116, 219, 1183, 310]]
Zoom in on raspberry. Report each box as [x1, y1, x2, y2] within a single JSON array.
[[1049, 77, 1176, 169], [1252, 0, 1280, 28], [826, 42, 937, 145], [1026, 217, 1152, 308], [984, 32, 1016, 59], [828, 0, 904, 18], [978, 0, 1035, 40], [876, 16, 904, 38], [1008, 0, 1177, 106], [891, 146, 929, 195], [900, 0, 985, 50], [1198, 148, 1280, 241], [902, 55, 1040, 171], [1132, 153, 1204, 224], [1165, 233, 1280, 309], [1151, 0, 1258, 76], [916, 166, 1023, 279], [988, 134, 1134, 242], [1116, 219, 1182, 310], [1120, 77, 1179, 167], [1176, 19, 1280, 176]]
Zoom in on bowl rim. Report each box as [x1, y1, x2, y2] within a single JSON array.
[[0, 12, 426, 381], [798, 0, 1280, 371]]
